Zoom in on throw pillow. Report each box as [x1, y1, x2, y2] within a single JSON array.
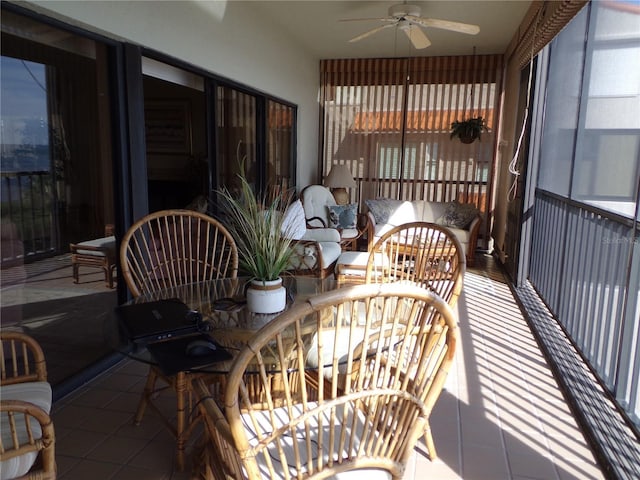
[[281, 200, 307, 240], [364, 198, 404, 224], [327, 203, 358, 229], [437, 201, 479, 229]]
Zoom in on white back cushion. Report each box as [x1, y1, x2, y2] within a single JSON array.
[[302, 185, 336, 227], [281, 200, 307, 240]]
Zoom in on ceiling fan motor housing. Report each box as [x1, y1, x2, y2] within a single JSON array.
[[389, 3, 421, 18]]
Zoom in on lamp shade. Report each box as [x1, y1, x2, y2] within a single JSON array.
[[324, 165, 356, 189]]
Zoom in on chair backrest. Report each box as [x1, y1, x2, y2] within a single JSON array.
[[300, 185, 336, 228], [365, 221, 466, 307], [213, 282, 457, 479], [120, 209, 239, 298], [0, 331, 47, 386]]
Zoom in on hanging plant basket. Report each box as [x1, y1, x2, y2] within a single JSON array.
[[450, 117, 486, 144]]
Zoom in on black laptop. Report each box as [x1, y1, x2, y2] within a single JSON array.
[[116, 298, 199, 344]]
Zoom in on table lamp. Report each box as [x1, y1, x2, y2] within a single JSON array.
[[324, 164, 357, 205]]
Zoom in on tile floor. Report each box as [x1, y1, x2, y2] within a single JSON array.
[[51, 255, 606, 479]]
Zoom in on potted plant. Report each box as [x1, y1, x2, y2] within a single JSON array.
[[216, 167, 295, 314], [450, 116, 486, 144]]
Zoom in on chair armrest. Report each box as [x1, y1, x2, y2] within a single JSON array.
[[466, 214, 482, 266], [193, 379, 233, 442], [288, 239, 327, 276], [366, 212, 377, 251], [0, 399, 55, 473], [305, 216, 327, 228]]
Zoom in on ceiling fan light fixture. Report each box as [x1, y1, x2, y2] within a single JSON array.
[[389, 3, 421, 18]]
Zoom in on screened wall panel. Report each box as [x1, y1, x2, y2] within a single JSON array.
[[528, 0, 640, 429], [320, 55, 502, 246]]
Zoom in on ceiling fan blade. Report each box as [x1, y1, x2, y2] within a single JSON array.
[[403, 25, 431, 49], [339, 17, 395, 23], [407, 16, 480, 35], [349, 23, 396, 43]]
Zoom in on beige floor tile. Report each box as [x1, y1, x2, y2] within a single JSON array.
[[56, 428, 107, 457], [58, 458, 121, 479], [85, 434, 149, 463]]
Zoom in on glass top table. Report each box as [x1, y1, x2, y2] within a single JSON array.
[[107, 275, 337, 375]]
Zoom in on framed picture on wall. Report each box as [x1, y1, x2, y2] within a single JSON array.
[[145, 100, 192, 154]]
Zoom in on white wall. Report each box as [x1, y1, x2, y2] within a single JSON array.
[[22, 0, 320, 188]]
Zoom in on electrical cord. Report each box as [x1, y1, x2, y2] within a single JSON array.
[[508, 8, 542, 202]]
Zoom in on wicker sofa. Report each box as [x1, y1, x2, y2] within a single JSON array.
[[364, 198, 482, 266]]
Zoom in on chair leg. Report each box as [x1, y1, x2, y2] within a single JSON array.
[[72, 262, 79, 284], [423, 422, 437, 460], [174, 371, 188, 471], [134, 367, 158, 425]]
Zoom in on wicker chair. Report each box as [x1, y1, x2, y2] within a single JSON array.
[[363, 221, 465, 458], [0, 331, 56, 480], [120, 209, 238, 469], [193, 282, 458, 479], [365, 221, 466, 308], [336, 221, 465, 306]]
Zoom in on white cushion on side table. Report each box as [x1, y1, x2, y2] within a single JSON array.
[[70, 235, 117, 288], [335, 250, 390, 285]]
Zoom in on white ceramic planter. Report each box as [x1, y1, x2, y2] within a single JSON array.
[[246, 278, 286, 314]]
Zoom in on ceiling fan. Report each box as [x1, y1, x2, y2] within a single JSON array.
[[340, 2, 480, 50]]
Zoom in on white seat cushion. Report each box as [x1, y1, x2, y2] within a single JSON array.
[[336, 251, 390, 278], [75, 235, 116, 256], [242, 401, 392, 480], [339, 228, 360, 240], [0, 381, 52, 480]]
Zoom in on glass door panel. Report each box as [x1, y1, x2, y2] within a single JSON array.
[[1, 10, 117, 387], [216, 86, 256, 193]]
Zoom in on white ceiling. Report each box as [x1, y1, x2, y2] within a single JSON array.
[[250, 1, 532, 59]]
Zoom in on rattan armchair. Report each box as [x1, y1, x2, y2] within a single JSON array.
[[365, 221, 466, 308], [194, 282, 458, 479], [120, 209, 239, 469], [120, 209, 239, 298], [363, 221, 465, 458], [0, 331, 56, 479]]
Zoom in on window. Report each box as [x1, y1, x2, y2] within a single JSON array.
[[539, 1, 640, 217], [320, 56, 500, 210]]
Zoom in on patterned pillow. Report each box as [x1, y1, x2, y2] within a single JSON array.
[[437, 201, 479, 229], [364, 198, 404, 224], [327, 203, 358, 229]]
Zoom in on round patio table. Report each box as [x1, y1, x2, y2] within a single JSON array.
[[106, 274, 336, 470], [108, 275, 337, 374]]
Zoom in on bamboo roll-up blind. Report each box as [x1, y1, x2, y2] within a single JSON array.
[[319, 55, 502, 216], [507, 0, 589, 69]]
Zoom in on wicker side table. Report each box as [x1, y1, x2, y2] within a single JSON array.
[[70, 235, 117, 288]]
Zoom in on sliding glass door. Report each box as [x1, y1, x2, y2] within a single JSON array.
[[1, 9, 118, 387]]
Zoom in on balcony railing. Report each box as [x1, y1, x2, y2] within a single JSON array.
[[1, 171, 55, 264], [529, 190, 640, 429]]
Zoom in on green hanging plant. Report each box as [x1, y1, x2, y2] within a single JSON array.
[[450, 116, 487, 144]]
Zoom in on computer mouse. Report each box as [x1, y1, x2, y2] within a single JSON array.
[[185, 339, 217, 357]]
